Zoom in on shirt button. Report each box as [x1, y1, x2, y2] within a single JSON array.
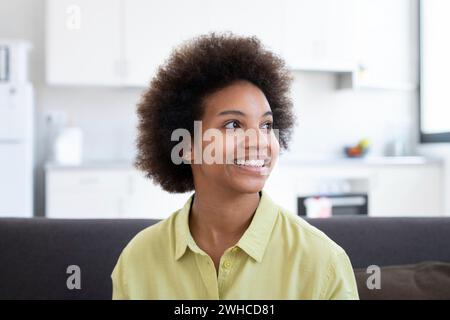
[[223, 260, 232, 269], [231, 247, 239, 253]]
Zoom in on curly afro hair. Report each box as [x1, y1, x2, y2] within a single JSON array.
[[135, 32, 296, 193]]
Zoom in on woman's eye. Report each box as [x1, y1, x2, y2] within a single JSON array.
[[262, 122, 273, 130], [224, 121, 240, 129]]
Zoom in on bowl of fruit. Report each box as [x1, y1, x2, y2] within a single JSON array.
[[344, 138, 371, 158]]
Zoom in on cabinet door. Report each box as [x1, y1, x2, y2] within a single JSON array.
[[369, 166, 443, 216], [282, 0, 356, 70], [45, 169, 129, 218], [208, 0, 284, 56], [47, 192, 123, 218], [121, 170, 191, 219], [354, 0, 417, 89], [123, 0, 284, 87], [46, 0, 122, 85], [123, 0, 211, 86]]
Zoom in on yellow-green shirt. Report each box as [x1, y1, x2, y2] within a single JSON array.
[[111, 190, 359, 299]]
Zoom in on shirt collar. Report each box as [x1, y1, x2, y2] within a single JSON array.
[[174, 190, 279, 263]]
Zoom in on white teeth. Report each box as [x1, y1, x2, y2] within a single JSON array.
[[234, 159, 265, 167]]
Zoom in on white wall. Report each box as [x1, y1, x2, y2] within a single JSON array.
[[287, 72, 418, 159], [0, 0, 427, 216]]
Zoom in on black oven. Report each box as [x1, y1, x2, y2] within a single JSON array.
[[297, 193, 368, 217]]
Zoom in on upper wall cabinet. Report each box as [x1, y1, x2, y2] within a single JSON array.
[[46, 0, 415, 88], [46, 0, 123, 86], [208, 0, 284, 55], [339, 0, 418, 90], [123, 0, 284, 86], [123, 0, 210, 86], [282, 0, 357, 72], [46, 0, 287, 86]]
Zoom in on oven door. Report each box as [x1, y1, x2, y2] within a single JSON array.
[[297, 193, 368, 217]]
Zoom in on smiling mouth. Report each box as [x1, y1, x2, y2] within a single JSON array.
[[233, 159, 270, 168]]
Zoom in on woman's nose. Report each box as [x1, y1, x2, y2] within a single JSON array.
[[241, 127, 270, 152]]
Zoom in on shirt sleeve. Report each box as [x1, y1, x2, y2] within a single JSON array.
[[320, 251, 360, 300], [111, 252, 129, 300]]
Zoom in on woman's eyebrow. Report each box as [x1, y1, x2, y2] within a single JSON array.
[[217, 110, 273, 117]]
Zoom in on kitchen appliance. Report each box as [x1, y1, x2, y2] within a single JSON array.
[[296, 177, 369, 218], [298, 193, 369, 217], [0, 40, 34, 217]]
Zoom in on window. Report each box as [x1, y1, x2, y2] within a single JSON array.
[[420, 0, 450, 143]]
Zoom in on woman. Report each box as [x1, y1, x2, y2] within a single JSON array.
[[111, 32, 359, 300]]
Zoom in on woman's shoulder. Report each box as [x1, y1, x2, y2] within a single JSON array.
[[275, 204, 347, 257], [119, 210, 179, 260]]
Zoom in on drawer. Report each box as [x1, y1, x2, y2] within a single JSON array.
[[46, 191, 122, 219], [46, 168, 132, 194]]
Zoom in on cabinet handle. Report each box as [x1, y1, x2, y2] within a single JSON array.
[[78, 177, 99, 185]]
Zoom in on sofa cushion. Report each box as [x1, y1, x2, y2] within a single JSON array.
[[354, 261, 450, 300], [1, 217, 450, 299]]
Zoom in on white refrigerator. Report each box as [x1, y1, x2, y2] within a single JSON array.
[[0, 40, 34, 217]]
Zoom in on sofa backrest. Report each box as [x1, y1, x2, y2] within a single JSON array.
[[1, 217, 449, 299]]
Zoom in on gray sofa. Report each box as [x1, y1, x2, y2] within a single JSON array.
[[1, 216, 450, 299]]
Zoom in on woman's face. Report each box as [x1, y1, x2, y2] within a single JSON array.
[[190, 80, 280, 194]]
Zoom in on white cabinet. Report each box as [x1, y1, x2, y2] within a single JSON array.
[[208, 0, 284, 55], [121, 0, 284, 86], [46, 168, 130, 218], [46, 0, 123, 85], [45, 166, 191, 219], [120, 170, 191, 218], [339, 0, 418, 90], [47, 0, 285, 86], [282, 0, 357, 71], [46, 0, 418, 89], [46, 0, 356, 86], [266, 161, 444, 217], [123, 0, 211, 86], [369, 165, 443, 216], [45, 161, 444, 219]]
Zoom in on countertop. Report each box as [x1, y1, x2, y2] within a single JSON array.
[[278, 155, 443, 166], [45, 155, 443, 171]]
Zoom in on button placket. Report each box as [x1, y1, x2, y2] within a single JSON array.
[[217, 247, 239, 297], [195, 253, 219, 299]]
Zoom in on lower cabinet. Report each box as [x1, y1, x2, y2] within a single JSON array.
[[45, 162, 444, 219], [369, 165, 443, 216], [45, 166, 191, 219], [265, 162, 444, 217]]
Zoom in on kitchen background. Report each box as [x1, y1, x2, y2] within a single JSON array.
[[0, 0, 449, 219]]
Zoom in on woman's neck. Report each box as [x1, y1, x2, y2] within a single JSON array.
[[189, 189, 261, 246]]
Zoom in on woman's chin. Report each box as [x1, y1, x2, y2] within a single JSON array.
[[223, 164, 271, 193], [227, 177, 268, 194]]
